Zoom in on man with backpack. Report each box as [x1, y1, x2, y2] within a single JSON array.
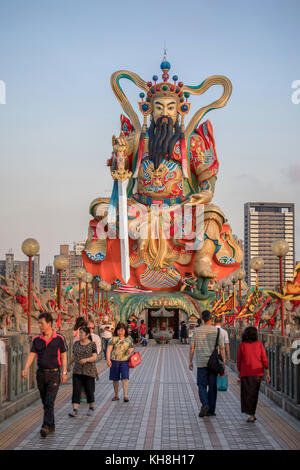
[[189, 310, 225, 417]]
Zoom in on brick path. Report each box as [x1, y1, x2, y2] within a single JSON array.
[[0, 343, 299, 450]]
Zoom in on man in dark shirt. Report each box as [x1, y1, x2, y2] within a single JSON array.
[[22, 312, 68, 438]]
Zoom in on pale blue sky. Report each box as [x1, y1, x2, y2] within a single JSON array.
[[0, 0, 299, 269]]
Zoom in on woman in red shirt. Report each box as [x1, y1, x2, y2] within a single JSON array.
[[237, 327, 270, 423]]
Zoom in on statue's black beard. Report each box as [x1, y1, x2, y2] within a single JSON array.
[[147, 116, 181, 170]]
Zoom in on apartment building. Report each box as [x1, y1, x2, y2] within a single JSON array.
[[244, 202, 295, 289]]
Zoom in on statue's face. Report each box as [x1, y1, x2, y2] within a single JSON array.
[[152, 97, 178, 124]]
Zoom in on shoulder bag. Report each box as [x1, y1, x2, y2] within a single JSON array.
[[207, 329, 225, 375]]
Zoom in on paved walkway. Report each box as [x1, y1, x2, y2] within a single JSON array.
[[0, 343, 299, 451]]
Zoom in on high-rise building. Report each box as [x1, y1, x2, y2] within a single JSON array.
[[40, 265, 56, 289], [244, 202, 295, 289]]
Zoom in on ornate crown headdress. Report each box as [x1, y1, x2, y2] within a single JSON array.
[[137, 56, 191, 119], [111, 56, 232, 165]]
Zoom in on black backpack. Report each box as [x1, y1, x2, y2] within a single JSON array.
[[207, 329, 225, 375]]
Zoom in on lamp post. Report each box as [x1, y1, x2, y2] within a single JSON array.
[[83, 272, 93, 320], [222, 277, 231, 297], [97, 282, 100, 309], [236, 269, 246, 302], [220, 279, 226, 301], [250, 257, 264, 288], [231, 274, 238, 309], [248, 258, 264, 329], [214, 281, 221, 302], [271, 239, 290, 336], [53, 256, 69, 331], [92, 279, 97, 310], [21, 238, 40, 334], [75, 267, 86, 317]]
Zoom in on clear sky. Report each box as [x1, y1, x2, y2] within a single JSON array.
[[0, 0, 299, 269]]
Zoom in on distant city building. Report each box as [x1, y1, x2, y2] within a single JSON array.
[[74, 241, 85, 256], [0, 250, 40, 289], [244, 202, 295, 289], [40, 265, 56, 289], [54, 242, 84, 288], [0, 260, 5, 278], [233, 234, 243, 253]]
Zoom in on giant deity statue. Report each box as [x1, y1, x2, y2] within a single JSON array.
[[82, 57, 242, 299]]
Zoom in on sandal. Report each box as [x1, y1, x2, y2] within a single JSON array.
[[112, 396, 119, 401], [124, 397, 129, 402], [246, 417, 256, 423]]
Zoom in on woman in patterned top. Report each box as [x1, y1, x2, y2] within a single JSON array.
[[106, 322, 134, 402], [73, 316, 87, 342], [68, 326, 98, 417]]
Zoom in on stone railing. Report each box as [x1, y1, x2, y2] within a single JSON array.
[[225, 328, 300, 419], [0, 328, 103, 423]]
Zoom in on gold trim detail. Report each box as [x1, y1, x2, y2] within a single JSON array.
[[183, 75, 232, 141], [111, 168, 132, 182]]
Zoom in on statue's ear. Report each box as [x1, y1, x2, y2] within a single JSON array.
[[138, 102, 153, 116], [177, 102, 191, 117]]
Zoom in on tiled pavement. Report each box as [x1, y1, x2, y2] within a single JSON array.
[[0, 343, 299, 451]]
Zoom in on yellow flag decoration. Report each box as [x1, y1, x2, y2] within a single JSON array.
[[236, 286, 261, 318]]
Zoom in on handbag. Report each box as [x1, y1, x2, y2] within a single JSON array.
[[129, 351, 142, 368], [217, 374, 228, 391], [207, 329, 225, 375]]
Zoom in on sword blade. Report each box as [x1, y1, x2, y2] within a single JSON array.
[[118, 180, 130, 284]]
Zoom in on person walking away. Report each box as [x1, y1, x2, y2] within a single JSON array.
[[188, 324, 193, 344], [22, 312, 68, 438], [180, 321, 188, 344], [189, 310, 225, 417], [87, 319, 102, 355], [139, 320, 147, 347], [68, 326, 98, 417], [99, 316, 114, 359], [237, 326, 270, 423], [73, 316, 87, 342], [214, 317, 230, 362], [129, 318, 138, 344], [106, 322, 134, 402]]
